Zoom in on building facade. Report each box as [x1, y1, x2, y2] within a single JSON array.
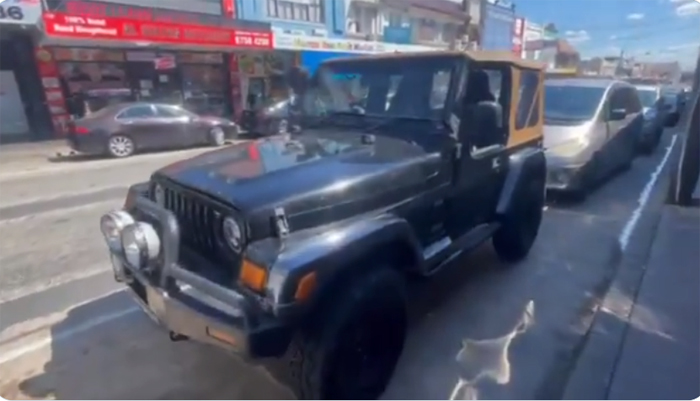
[[235, 0, 346, 38], [344, 0, 475, 49], [480, 0, 515, 52], [0, 0, 54, 142]]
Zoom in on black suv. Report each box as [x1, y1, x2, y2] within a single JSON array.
[[100, 51, 547, 400]]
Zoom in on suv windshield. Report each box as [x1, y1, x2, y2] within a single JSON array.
[[300, 55, 458, 123], [637, 89, 658, 108], [544, 85, 605, 123]]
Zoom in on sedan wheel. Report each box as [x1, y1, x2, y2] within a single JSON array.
[[209, 126, 225, 146], [278, 119, 289, 134], [107, 135, 135, 158]]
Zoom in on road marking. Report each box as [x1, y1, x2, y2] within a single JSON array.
[[0, 148, 211, 181], [0, 264, 112, 304], [0, 199, 117, 225], [0, 304, 140, 365], [0, 184, 127, 211], [618, 134, 678, 250]]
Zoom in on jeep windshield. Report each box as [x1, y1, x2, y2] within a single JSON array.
[[544, 84, 605, 125], [299, 55, 459, 128]]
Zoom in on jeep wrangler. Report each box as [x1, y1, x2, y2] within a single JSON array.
[[99, 51, 546, 400]]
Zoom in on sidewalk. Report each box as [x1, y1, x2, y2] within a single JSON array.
[[565, 205, 700, 400], [608, 205, 699, 400]]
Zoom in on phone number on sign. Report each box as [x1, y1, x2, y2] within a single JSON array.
[[234, 35, 271, 47]]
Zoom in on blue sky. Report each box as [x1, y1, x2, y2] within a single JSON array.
[[517, 0, 700, 69]]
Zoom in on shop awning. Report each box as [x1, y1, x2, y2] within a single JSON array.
[[300, 51, 358, 74]]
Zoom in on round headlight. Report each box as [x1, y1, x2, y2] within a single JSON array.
[[222, 217, 243, 251], [154, 184, 165, 206], [100, 211, 135, 251], [121, 222, 161, 269]]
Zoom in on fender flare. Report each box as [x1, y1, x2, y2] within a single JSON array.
[[263, 214, 423, 307], [496, 147, 546, 218]]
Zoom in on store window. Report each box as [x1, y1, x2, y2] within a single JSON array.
[[59, 62, 131, 117], [266, 0, 324, 23]]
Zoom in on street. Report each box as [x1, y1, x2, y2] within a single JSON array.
[[0, 131, 687, 399]]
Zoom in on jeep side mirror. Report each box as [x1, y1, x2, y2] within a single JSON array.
[[609, 108, 627, 121]]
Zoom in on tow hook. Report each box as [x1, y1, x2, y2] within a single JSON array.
[[169, 331, 189, 342]]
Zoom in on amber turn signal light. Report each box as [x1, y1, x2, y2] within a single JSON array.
[[239, 259, 268, 292], [294, 271, 317, 301]]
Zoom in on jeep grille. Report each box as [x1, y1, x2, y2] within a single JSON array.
[[151, 181, 239, 267]]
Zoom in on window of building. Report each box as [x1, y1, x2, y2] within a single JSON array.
[[347, 3, 378, 35], [267, 0, 324, 24]]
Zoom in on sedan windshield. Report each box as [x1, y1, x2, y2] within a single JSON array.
[[544, 85, 605, 122], [637, 89, 658, 108], [300, 55, 458, 122]]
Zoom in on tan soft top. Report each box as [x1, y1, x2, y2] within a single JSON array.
[[324, 50, 544, 70]]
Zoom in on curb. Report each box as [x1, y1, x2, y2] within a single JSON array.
[[560, 139, 679, 400]]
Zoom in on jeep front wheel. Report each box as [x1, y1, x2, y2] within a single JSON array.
[[282, 268, 408, 400], [493, 181, 544, 263]]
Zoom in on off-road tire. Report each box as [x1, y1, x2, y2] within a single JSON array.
[[493, 179, 545, 263], [278, 267, 408, 400]]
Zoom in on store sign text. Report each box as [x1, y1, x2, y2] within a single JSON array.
[[45, 0, 269, 30], [42, 12, 273, 48]]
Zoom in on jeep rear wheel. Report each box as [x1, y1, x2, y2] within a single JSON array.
[[281, 268, 408, 400], [493, 181, 544, 263]]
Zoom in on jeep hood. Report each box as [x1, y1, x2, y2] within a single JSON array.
[[154, 130, 441, 230]]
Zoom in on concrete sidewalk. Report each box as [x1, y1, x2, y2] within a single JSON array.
[[565, 205, 700, 400], [608, 205, 700, 400]]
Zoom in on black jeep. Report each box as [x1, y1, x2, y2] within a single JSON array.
[[99, 51, 547, 400]]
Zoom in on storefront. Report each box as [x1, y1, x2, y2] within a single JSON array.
[[481, 0, 516, 52], [0, 0, 54, 142], [37, 0, 274, 133], [272, 33, 439, 74]]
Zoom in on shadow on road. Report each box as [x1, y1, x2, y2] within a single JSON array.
[[9, 243, 539, 400], [7, 205, 626, 400]]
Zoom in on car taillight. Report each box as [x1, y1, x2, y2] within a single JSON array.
[[74, 126, 90, 135]]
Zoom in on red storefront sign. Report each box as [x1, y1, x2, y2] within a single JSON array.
[[222, 0, 236, 18], [42, 12, 273, 49], [512, 17, 525, 56]]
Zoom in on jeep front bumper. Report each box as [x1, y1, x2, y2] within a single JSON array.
[[101, 195, 291, 359]]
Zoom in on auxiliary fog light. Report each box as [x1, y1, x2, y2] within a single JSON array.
[[121, 222, 161, 269], [100, 211, 135, 251]]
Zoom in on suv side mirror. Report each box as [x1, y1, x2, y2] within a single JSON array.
[[609, 108, 627, 121]]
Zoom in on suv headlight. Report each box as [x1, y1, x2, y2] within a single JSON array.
[[121, 222, 161, 269], [100, 211, 135, 251], [223, 217, 243, 252], [549, 136, 589, 158]]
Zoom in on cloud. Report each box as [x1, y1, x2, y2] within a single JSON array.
[[675, 1, 700, 16], [564, 30, 590, 43], [627, 13, 645, 20]]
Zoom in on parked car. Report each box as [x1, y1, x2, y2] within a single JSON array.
[[98, 51, 547, 400], [544, 78, 642, 198], [67, 102, 239, 158], [239, 96, 292, 136], [662, 88, 686, 127], [634, 85, 667, 154]]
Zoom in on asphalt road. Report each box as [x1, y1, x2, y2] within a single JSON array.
[[0, 132, 679, 400]]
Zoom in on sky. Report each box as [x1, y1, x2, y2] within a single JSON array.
[[516, 0, 700, 70]]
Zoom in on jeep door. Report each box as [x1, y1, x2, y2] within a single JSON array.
[[446, 65, 511, 236]]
